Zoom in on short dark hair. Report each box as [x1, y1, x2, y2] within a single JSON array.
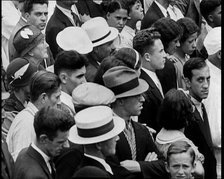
[[34, 106, 74, 140], [177, 17, 200, 44], [152, 17, 182, 51], [183, 57, 207, 80], [23, 0, 48, 13], [166, 140, 196, 165], [54, 50, 88, 76], [119, 0, 140, 14], [30, 70, 61, 102], [157, 89, 193, 130], [200, 0, 221, 22], [133, 27, 161, 56]]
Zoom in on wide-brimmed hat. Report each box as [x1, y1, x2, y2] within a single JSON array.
[[6, 58, 39, 88], [72, 82, 116, 107], [13, 25, 44, 57], [81, 17, 118, 47], [103, 66, 149, 98], [56, 26, 93, 54], [68, 106, 125, 144]]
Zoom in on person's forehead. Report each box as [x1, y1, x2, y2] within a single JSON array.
[[191, 66, 209, 77], [31, 3, 48, 12]]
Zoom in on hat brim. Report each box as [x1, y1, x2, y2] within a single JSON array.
[[115, 79, 149, 98], [68, 115, 125, 144], [92, 27, 119, 47]]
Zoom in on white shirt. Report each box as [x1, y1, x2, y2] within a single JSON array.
[[31, 143, 52, 173], [60, 91, 75, 114], [142, 68, 164, 98], [204, 60, 221, 148], [6, 102, 38, 161], [120, 25, 135, 48], [2, 1, 21, 70], [84, 153, 113, 174], [191, 96, 203, 120]]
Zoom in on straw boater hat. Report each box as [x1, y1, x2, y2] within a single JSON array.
[[81, 17, 119, 47], [102, 66, 149, 98], [56, 26, 93, 54], [68, 106, 125, 144]]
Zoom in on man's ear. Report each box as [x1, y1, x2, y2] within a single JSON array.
[[39, 134, 48, 144], [106, 12, 110, 20], [184, 77, 191, 89], [39, 92, 47, 104], [59, 72, 68, 84], [144, 53, 151, 62], [165, 161, 170, 173], [24, 12, 30, 20], [207, 14, 214, 24]]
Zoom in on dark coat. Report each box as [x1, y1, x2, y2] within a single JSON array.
[[139, 69, 163, 133], [141, 1, 164, 30], [184, 107, 217, 179], [13, 145, 54, 179], [116, 121, 168, 179], [45, 7, 74, 59]]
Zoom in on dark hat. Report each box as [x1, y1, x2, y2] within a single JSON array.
[[13, 25, 44, 57], [103, 66, 148, 98], [6, 58, 39, 88]]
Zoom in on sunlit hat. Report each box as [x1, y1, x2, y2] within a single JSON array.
[[56, 26, 93, 54], [68, 106, 125, 144], [82, 17, 118, 47]]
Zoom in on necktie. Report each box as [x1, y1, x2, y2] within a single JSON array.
[[49, 159, 56, 179], [71, 11, 81, 26], [167, 10, 170, 18]]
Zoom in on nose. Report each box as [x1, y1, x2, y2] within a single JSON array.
[[44, 41, 49, 48], [203, 79, 209, 89], [82, 77, 87, 83], [192, 40, 197, 48], [139, 94, 145, 102], [116, 135, 120, 141], [63, 140, 69, 148]]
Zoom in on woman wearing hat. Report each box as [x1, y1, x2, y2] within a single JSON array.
[[13, 24, 49, 69], [69, 106, 131, 178]]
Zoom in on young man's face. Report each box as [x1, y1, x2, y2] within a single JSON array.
[[186, 66, 210, 102], [210, 5, 221, 27], [26, 3, 48, 30], [107, 8, 128, 32], [94, 40, 115, 62], [166, 152, 195, 179], [45, 87, 61, 108]]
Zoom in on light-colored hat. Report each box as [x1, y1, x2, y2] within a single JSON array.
[[13, 25, 44, 57], [81, 17, 119, 47], [203, 27, 221, 55], [56, 26, 93, 54], [103, 66, 149, 98], [72, 82, 115, 107], [68, 106, 125, 144]]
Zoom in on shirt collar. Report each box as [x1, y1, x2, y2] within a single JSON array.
[[84, 153, 113, 174], [155, 0, 168, 17]]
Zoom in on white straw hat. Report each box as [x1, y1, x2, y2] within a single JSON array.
[[56, 26, 93, 54], [81, 17, 119, 47], [68, 106, 125, 144]]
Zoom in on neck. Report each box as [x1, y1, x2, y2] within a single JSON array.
[[142, 60, 155, 72], [126, 20, 137, 30], [156, 0, 169, 9], [61, 86, 71, 96], [174, 48, 186, 61], [189, 91, 202, 103], [208, 56, 221, 69], [84, 146, 105, 159], [112, 106, 131, 122], [35, 141, 50, 158]]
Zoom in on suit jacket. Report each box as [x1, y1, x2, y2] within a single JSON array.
[[116, 121, 168, 179], [46, 6, 74, 59], [141, 1, 164, 30], [85, 52, 100, 82], [174, 0, 202, 27], [138, 69, 163, 132], [13, 145, 54, 179], [184, 107, 217, 179], [2, 139, 14, 179]]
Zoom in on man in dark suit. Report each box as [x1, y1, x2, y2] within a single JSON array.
[[183, 57, 217, 179], [8, 0, 54, 67], [13, 106, 74, 179], [133, 28, 166, 133], [103, 66, 168, 179], [45, 0, 80, 59]]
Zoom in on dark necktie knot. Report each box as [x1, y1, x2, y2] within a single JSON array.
[[71, 11, 81, 26]]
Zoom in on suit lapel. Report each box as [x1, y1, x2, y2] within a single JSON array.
[[117, 132, 132, 160], [151, 2, 165, 18], [27, 146, 53, 179], [54, 7, 73, 26]]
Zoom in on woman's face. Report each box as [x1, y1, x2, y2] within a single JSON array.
[[166, 36, 181, 55], [181, 32, 198, 55]]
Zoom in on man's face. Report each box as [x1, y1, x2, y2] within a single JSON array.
[[26, 3, 48, 30], [166, 152, 195, 179], [94, 41, 115, 62], [122, 94, 145, 116], [106, 8, 128, 32], [45, 87, 61, 108], [65, 66, 87, 95], [129, 1, 144, 22], [46, 130, 70, 157], [146, 39, 166, 71], [187, 66, 210, 102], [181, 32, 197, 55], [100, 135, 119, 157], [210, 5, 221, 27]]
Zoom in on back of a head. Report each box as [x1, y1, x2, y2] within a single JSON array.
[[30, 70, 61, 102], [54, 50, 88, 76], [34, 106, 74, 141], [177, 17, 200, 44], [23, 0, 49, 13], [133, 27, 161, 56], [152, 17, 182, 51], [157, 89, 193, 130]]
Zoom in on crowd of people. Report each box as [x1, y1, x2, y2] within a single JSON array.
[[1, 0, 221, 179]]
